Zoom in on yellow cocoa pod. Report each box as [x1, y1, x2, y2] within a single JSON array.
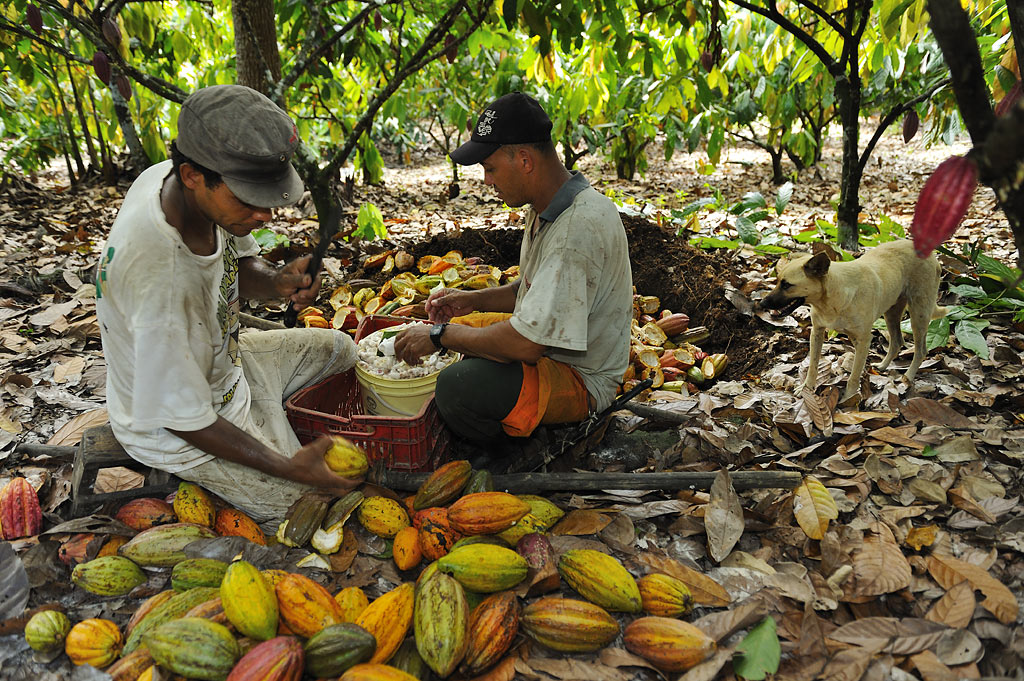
[[335, 585, 370, 623], [324, 436, 370, 478], [357, 496, 410, 539], [518, 495, 565, 528], [220, 560, 278, 641], [557, 549, 642, 612], [496, 513, 548, 546], [341, 663, 420, 681], [436, 544, 528, 593], [260, 569, 290, 588], [637, 573, 695, 617], [172, 481, 216, 527], [65, 618, 122, 668], [354, 582, 415, 663]]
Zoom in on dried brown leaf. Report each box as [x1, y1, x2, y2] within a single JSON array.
[[828, 617, 947, 655], [909, 650, 959, 681], [800, 601, 828, 657], [927, 554, 1018, 624], [637, 553, 731, 606], [550, 509, 613, 536], [801, 386, 834, 434], [924, 580, 975, 629], [47, 407, 108, 446], [793, 476, 838, 540], [821, 647, 874, 681], [93, 466, 144, 494], [678, 647, 734, 681], [705, 469, 744, 562], [692, 600, 766, 642], [848, 538, 911, 598], [467, 655, 517, 681]]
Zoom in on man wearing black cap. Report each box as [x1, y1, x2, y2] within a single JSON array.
[[395, 92, 632, 458], [96, 85, 360, 522]]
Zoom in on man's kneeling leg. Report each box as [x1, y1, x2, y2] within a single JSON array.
[[434, 358, 522, 441]]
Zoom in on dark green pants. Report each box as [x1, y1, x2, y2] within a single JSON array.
[[434, 358, 523, 441]]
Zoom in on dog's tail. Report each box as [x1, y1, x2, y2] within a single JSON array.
[[931, 305, 949, 320]]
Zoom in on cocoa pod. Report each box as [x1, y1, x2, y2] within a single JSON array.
[[623, 616, 716, 672], [637, 573, 695, 617], [341, 664, 420, 681], [324, 436, 369, 478], [72, 555, 147, 596], [520, 597, 618, 652], [335, 585, 370, 623], [214, 508, 266, 545], [655, 312, 689, 336], [118, 522, 217, 567], [700, 51, 714, 71], [354, 582, 415, 664], [996, 79, 1022, 118], [171, 557, 228, 591], [125, 590, 175, 638], [59, 533, 102, 566], [106, 646, 155, 681], [26, 4, 43, 35], [123, 586, 220, 655], [92, 51, 112, 85], [357, 496, 409, 539], [437, 544, 528, 593], [226, 636, 304, 681], [144, 617, 239, 680], [910, 155, 979, 258], [447, 492, 530, 535], [413, 459, 472, 510], [902, 109, 919, 143], [0, 477, 42, 539], [373, 10, 383, 31], [276, 573, 343, 638], [173, 481, 216, 527], [115, 497, 176, 530], [65, 618, 122, 668], [221, 560, 279, 641], [557, 549, 642, 612], [304, 623, 377, 678], [460, 591, 520, 676], [102, 17, 122, 46], [414, 572, 468, 677], [115, 73, 132, 101], [24, 610, 71, 655], [444, 35, 457, 64]]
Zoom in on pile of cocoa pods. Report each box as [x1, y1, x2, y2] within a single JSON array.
[[22, 451, 720, 681]]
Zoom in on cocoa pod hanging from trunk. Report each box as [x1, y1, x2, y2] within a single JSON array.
[[102, 17, 122, 47], [910, 155, 979, 258], [902, 109, 919, 143], [115, 73, 132, 101], [92, 51, 112, 85], [26, 4, 43, 35], [996, 80, 1022, 118]]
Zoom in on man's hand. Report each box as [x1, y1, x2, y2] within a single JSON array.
[[425, 288, 475, 322], [289, 436, 363, 495], [394, 324, 436, 365], [276, 254, 321, 310]]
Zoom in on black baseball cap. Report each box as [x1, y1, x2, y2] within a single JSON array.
[[176, 85, 304, 208], [450, 91, 553, 165]]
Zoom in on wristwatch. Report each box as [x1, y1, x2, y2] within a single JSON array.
[[429, 322, 449, 350]]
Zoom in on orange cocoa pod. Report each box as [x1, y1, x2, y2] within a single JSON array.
[[59, 533, 102, 566], [106, 646, 154, 681], [623, 616, 716, 672], [184, 596, 232, 629], [340, 663, 420, 681], [98, 535, 130, 557], [418, 519, 457, 561], [124, 589, 175, 638], [354, 582, 415, 663], [114, 497, 176, 531], [393, 526, 422, 571], [411, 506, 449, 530], [412, 460, 472, 510], [520, 597, 618, 652], [460, 591, 521, 676], [275, 573, 342, 638], [637, 573, 695, 617], [447, 492, 530, 535], [335, 585, 370, 623], [215, 508, 267, 545]]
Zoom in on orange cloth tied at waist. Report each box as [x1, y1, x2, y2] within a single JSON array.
[[450, 312, 590, 437]]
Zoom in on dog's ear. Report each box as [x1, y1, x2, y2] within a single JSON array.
[[804, 252, 831, 278]]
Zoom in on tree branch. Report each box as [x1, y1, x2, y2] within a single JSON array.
[[791, 0, 844, 35], [726, 0, 839, 75], [857, 78, 950, 175]]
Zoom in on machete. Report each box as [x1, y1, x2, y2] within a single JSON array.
[[282, 203, 341, 328]]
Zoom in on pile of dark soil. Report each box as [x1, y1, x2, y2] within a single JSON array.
[[397, 214, 787, 378]]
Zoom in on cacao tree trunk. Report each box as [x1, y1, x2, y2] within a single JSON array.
[[835, 72, 862, 250], [64, 56, 99, 173], [232, 0, 283, 95]]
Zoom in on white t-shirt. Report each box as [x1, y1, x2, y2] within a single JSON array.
[[510, 172, 633, 411], [95, 160, 262, 472]]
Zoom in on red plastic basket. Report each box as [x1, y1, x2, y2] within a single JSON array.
[[285, 316, 452, 472]]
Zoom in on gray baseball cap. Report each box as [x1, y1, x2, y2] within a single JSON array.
[[176, 84, 304, 208]]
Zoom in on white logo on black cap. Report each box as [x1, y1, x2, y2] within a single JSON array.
[[477, 109, 497, 137]]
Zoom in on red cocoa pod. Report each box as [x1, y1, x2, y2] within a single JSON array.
[[700, 51, 714, 72], [0, 477, 42, 539], [59, 533, 103, 566], [516, 533, 554, 570], [27, 4, 43, 35], [102, 17, 122, 47], [902, 110, 919, 143], [92, 51, 112, 85], [996, 80, 1022, 118], [373, 10, 382, 31], [910, 155, 979, 258], [115, 497, 176, 531], [226, 636, 304, 681], [115, 73, 132, 101]]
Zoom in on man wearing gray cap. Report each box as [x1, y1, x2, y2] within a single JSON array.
[[95, 84, 359, 522]]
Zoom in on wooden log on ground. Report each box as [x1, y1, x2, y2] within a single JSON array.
[[374, 469, 801, 493]]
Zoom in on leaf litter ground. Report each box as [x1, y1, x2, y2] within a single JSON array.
[[0, 131, 1022, 681]]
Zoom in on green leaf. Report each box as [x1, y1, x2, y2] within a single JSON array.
[[926, 316, 950, 351], [954, 319, 989, 359], [948, 284, 986, 299], [690, 236, 740, 250], [251, 228, 289, 251], [735, 216, 760, 245], [975, 254, 1020, 283], [733, 617, 780, 680], [353, 203, 387, 241], [674, 196, 718, 218], [775, 182, 793, 215]]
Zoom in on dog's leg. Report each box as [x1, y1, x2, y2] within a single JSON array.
[[877, 302, 905, 371], [843, 334, 871, 400], [905, 298, 932, 382], [801, 325, 825, 392]]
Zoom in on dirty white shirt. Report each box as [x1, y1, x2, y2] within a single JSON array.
[[95, 160, 261, 472], [512, 172, 633, 411]]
